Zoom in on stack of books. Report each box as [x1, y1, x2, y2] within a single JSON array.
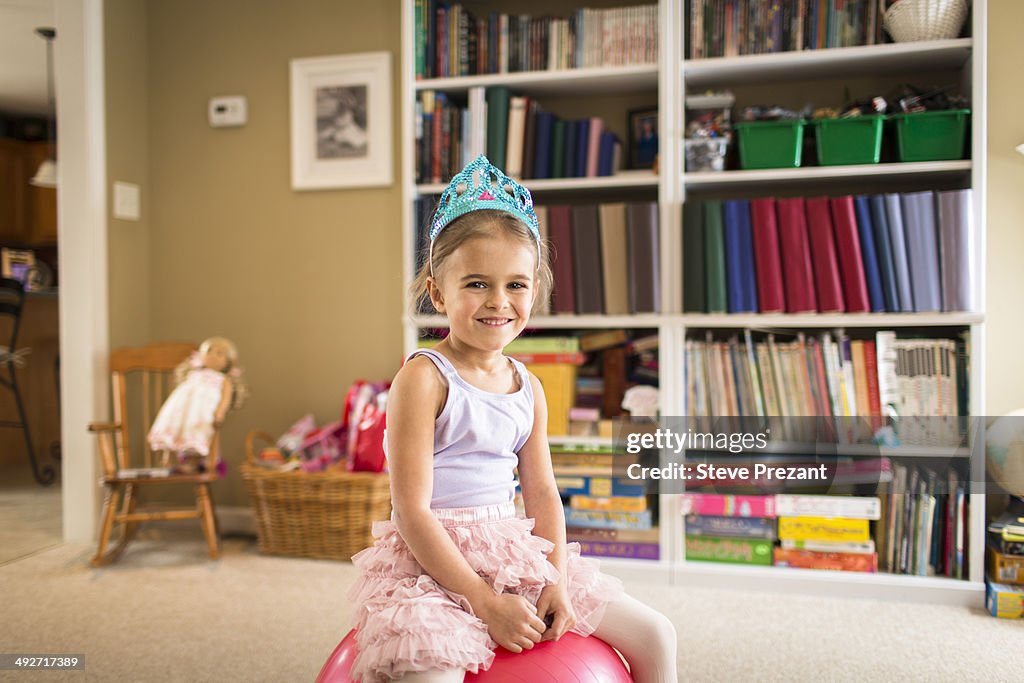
[[552, 441, 658, 561], [681, 493, 776, 566], [773, 494, 880, 572]]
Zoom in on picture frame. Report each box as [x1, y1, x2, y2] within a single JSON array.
[[290, 51, 393, 190], [627, 107, 659, 170]]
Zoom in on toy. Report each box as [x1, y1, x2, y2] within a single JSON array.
[[146, 336, 248, 473], [314, 629, 633, 683]]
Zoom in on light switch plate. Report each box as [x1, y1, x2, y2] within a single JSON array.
[[113, 181, 140, 221]]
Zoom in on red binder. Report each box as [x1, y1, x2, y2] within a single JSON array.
[[547, 205, 576, 313], [776, 197, 818, 314], [750, 198, 786, 313], [805, 197, 845, 313], [829, 196, 870, 313]]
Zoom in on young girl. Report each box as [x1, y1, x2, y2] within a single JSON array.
[[347, 156, 678, 683], [147, 336, 248, 473]]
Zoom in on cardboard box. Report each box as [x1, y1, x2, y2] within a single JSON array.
[[985, 579, 1024, 618], [987, 544, 1024, 585]]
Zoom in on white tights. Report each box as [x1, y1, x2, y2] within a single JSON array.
[[393, 593, 678, 683]]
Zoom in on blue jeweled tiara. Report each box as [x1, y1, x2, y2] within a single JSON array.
[[430, 155, 540, 243]]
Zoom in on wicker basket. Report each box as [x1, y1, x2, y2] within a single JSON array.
[[242, 430, 391, 561], [883, 0, 968, 42]]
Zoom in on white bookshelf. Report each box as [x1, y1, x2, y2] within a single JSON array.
[[400, 1, 987, 605]]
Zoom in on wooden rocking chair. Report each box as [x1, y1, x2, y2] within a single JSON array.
[[87, 342, 223, 566]]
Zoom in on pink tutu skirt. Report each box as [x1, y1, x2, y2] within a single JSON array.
[[346, 502, 624, 682]]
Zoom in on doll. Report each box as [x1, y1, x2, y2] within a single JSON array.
[[147, 337, 248, 474]]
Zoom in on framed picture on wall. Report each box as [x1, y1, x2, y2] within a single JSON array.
[[290, 51, 393, 190], [627, 107, 659, 170]]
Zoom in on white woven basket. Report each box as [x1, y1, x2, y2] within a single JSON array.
[[883, 0, 969, 42]]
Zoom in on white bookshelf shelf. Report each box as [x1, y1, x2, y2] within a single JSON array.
[[683, 38, 973, 88], [684, 161, 972, 191], [415, 63, 659, 95], [417, 169, 658, 195]]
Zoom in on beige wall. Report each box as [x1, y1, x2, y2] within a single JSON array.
[[105, 0, 151, 348], [986, 0, 1024, 416], [141, 0, 402, 505]]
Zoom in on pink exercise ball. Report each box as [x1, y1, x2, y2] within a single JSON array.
[[316, 629, 633, 683]]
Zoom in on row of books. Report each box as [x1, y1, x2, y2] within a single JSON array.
[[682, 191, 974, 315], [414, 2, 659, 79], [684, 330, 966, 444], [413, 199, 661, 315], [415, 87, 623, 184], [686, 0, 886, 60], [681, 486, 968, 577]]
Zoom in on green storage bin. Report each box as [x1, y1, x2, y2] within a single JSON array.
[[814, 115, 885, 165], [890, 109, 970, 162], [734, 120, 805, 169]]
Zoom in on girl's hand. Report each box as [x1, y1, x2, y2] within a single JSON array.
[[536, 583, 577, 641], [476, 592, 546, 653]]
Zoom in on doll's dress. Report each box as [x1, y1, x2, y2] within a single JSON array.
[[147, 368, 226, 456]]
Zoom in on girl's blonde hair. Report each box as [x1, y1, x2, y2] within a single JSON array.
[[175, 336, 250, 410], [408, 209, 553, 315]]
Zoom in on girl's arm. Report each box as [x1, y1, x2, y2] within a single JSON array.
[[388, 357, 546, 652], [517, 372, 577, 640]]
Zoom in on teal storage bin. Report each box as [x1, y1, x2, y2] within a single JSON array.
[[734, 120, 805, 169], [814, 115, 885, 165], [890, 109, 970, 162]]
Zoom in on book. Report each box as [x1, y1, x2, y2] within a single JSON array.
[[884, 193, 915, 312], [774, 494, 881, 520], [868, 194, 902, 312], [773, 548, 878, 572], [805, 197, 844, 313], [937, 188, 973, 312], [571, 495, 648, 512], [776, 197, 817, 313], [703, 200, 728, 313], [901, 191, 942, 312], [723, 199, 757, 313], [678, 493, 777, 518], [485, 86, 510, 169], [598, 203, 629, 315], [829, 196, 870, 313], [565, 507, 654, 530], [626, 201, 660, 313], [777, 516, 870, 542], [684, 514, 775, 540], [577, 540, 660, 560], [682, 201, 705, 313], [571, 204, 604, 314], [853, 195, 886, 312], [750, 198, 785, 314], [555, 475, 646, 498], [546, 205, 575, 313], [685, 536, 773, 565]]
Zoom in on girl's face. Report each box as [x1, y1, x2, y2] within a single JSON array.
[[428, 232, 537, 353], [202, 342, 231, 372]]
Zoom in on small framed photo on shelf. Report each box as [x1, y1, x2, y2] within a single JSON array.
[[290, 51, 393, 191], [628, 107, 659, 170]]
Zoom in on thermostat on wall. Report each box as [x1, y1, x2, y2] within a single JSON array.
[[209, 95, 247, 127]]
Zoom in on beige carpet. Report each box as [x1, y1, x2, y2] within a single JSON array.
[[0, 465, 62, 565], [1, 522, 1023, 683]]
